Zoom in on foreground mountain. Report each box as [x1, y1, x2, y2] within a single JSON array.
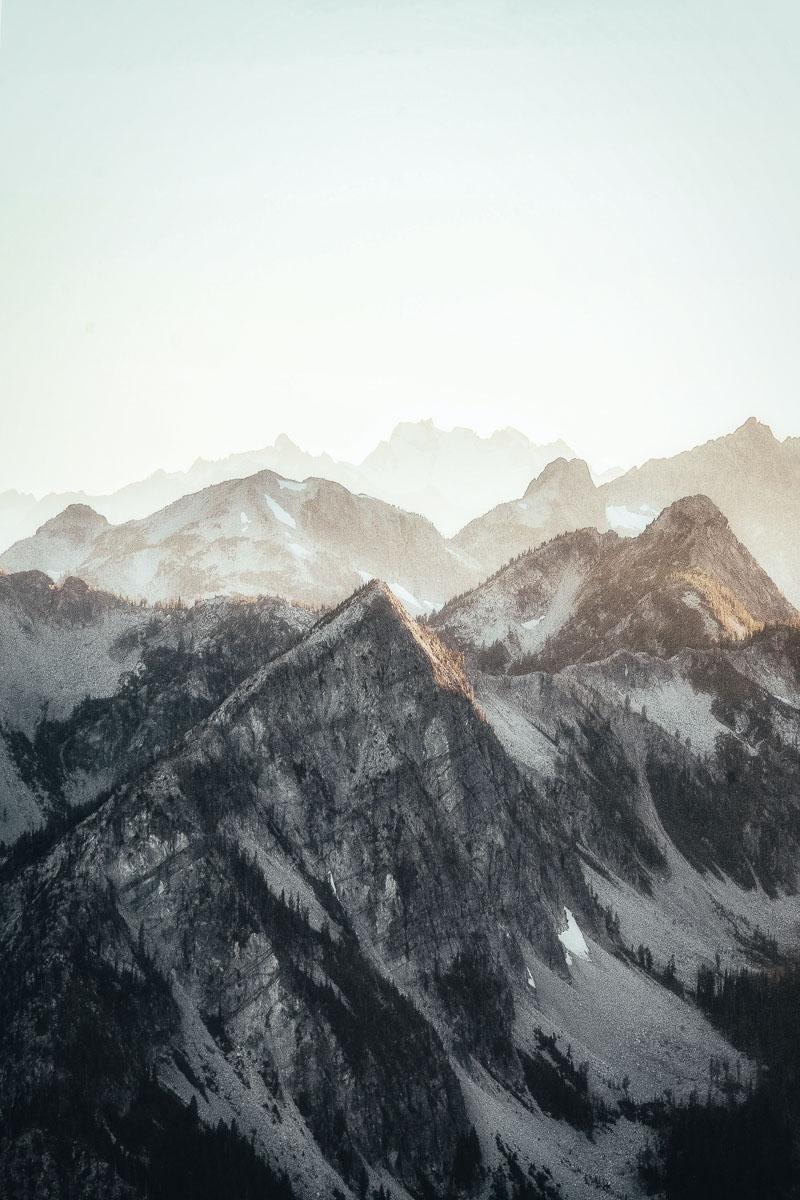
[[0, 421, 574, 551], [2, 571, 776, 1199], [0, 582, 588, 1196], [435, 496, 797, 672], [2, 494, 800, 1199], [0, 471, 480, 610]]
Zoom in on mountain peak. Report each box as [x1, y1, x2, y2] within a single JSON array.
[[273, 432, 300, 452], [650, 493, 729, 533], [524, 456, 594, 498], [36, 503, 109, 537], [733, 415, 774, 439], [385, 419, 441, 449], [312, 579, 475, 700]]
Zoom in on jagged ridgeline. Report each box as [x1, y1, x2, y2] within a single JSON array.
[[1, 481, 800, 1199]]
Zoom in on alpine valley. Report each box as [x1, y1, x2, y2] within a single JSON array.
[[2, 419, 800, 1200]]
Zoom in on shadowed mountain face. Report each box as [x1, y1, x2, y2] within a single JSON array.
[[0, 470, 480, 610], [0, 579, 603, 1197], [433, 497, 800, 903], [0, 572, 316, 844]]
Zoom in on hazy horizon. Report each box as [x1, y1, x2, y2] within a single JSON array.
[[1, 411, 795, 503], [4, 2, 800, 495]]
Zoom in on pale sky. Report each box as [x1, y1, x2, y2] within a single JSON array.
[[2, 2, 800, 495]]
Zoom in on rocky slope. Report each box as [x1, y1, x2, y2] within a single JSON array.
[[0, 571, 153, 844], [432, 530, 614, 670], [478, 627, 800, 900], [435, 496, 797, 673], [0, 581, 608, 1198], [532, 495, 797, 671], [3, 551, 800, 1199], [0, 571, 314, 844]]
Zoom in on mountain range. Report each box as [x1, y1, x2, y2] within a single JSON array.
[[445, 419, 800, 608], [0, 473, 477, 613], [3, 473, 800, 1198], [4, 418, 800, 618], [0, 421, 575, 551], [2, 412, 800, 1199]]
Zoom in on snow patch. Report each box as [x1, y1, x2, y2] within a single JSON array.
[[278, 478, 306, 492], [288, 542, 313, 560], [264, 494, 296, 528], [606, 504, 657, 534], [445, 544, 481, 570], [388, 581, 436, 616], [558, 908, 590, 961], [521, 616, 544, 629], [239, 511, 250, 527], [628, 677, 727, 756]]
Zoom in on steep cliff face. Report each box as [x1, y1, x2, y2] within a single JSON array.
[[171, 582, 583, 972], [432, 530, 614, 669], [478, 636, 800, 901]]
